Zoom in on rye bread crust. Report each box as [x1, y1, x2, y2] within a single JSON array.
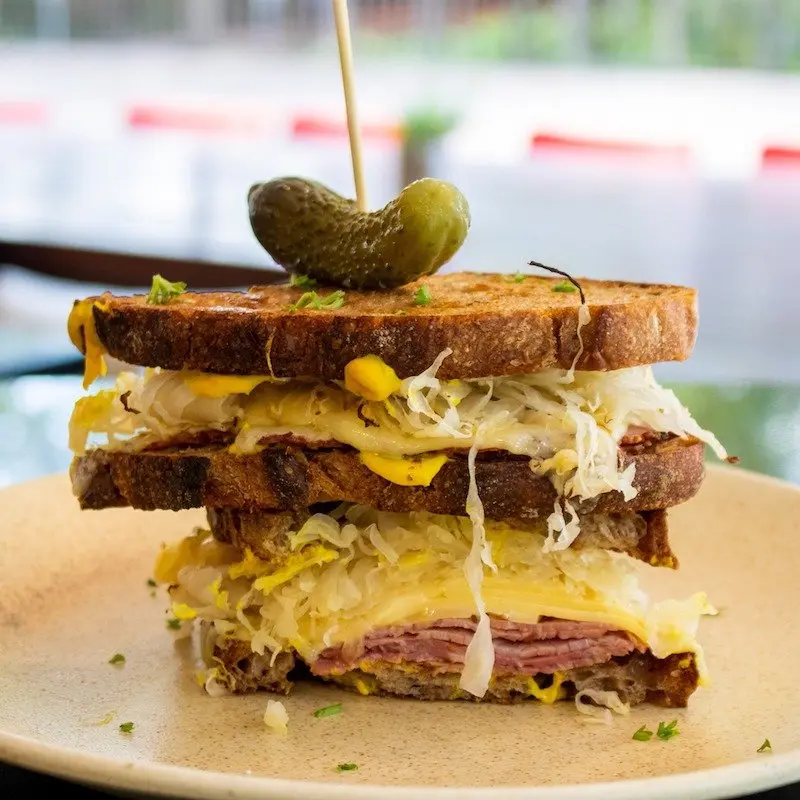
[[80, 273, 698, 379], [204, 626, 698, 708], [208, 506, 677, 568], [325, 651, 699, 707], [71, 435, 704, 515]]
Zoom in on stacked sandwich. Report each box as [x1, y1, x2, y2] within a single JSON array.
[[67, 272, 726, 713]]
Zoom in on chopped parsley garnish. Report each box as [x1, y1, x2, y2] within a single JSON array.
[[147, 274, 187, 305], [119, 721, 135, 733], [656, 720, 679, 741], [552, 280, 577, 293], [166, 618, 181, 630], [313, 703, 342, 719], [414, 285, 433, 305], [290, 273, 317, 290], [288, 290, 346, 312], [505, 272, 526, 284], [632, 725, 654, 742], [108, 653, 126, 666], [146, 578, 157, 588], [336, 763, 358, 773], [757, 739, 772, 753], [633, 721, 680, 742]]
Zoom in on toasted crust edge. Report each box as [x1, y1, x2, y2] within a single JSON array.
[[85, 277, 698, 378], [324, 651, 699, 707], [206, 629, 698, 708], [70, 437, 705, 515], [208, 506, 677, 568]]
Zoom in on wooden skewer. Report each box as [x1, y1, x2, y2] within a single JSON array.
[[332, 0, 368, 211]]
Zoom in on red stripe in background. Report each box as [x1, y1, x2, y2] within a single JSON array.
[[531, 132, 691, 164], [127, 105, 264, 135], [761, 145, 800, 169], [0, 102, 48, 125], [292, 115, 401, 142]]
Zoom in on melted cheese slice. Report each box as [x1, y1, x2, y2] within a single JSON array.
[[159, 508, 710, 675]]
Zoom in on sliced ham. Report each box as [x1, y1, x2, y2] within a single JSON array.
[[311, 617, 643, 677]]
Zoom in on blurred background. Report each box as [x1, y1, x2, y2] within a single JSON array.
[[1, 0, 799, 487]]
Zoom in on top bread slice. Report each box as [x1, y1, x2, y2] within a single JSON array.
[[75, 273, 698, 380]]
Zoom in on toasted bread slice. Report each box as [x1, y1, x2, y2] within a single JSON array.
[[76, 273, 697, 379], [323, 651, 699, 707], [206, 625, 698, 707], [71, 435, 704, 517], [208, 506, 677, 568]]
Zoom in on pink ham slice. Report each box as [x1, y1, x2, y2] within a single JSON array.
[[311, 617, 643, 677]]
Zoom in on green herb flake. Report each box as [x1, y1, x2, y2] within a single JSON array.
[[656, 720, 679, 741], [108, 653, 126, 666], [632, 725, 654, 742], [336, 763, 358, 773], [290, 273, 317, 290], [119, 721, 135, 734], [146, 578, 157, 588], [147, 274, 187, 305], [552, 280, 577, 294], [414, 285, 433, 306], [757, 739, 772, 753], [505, 272, 526, 284], [166, 618, 181, 630], [288, 290, 346, 312], [313, 703, 343, 719]]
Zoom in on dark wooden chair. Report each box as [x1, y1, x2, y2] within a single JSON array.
[[0, 239, 284, 377]]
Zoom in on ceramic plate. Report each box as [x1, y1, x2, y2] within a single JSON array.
[[1, 468, 799, 799]]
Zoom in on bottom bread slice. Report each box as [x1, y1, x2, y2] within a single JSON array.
[[203, 623, 699, 708]]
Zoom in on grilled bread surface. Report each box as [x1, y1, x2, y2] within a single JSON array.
[[74, 273, 698, 379], [72, 435, 704, 517]]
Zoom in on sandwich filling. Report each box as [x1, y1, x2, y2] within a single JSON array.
[[73, 351, 724, 698], [70, 352, 725, 539], [157, 504, 712, 709]]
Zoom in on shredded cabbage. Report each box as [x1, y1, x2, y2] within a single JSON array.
[[263, 699, 289, 733], [71, 362, 726, 503], [565, 302, 591, 383], [203, 668, 230, 697], [75, 353, 725, 699], [574, 688, 631, 724], [460, 431, 496, 697], [160, 505, 711, 697]]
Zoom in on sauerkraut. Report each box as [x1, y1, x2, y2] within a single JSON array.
[[575, 688, 630, 724], [263, 700, 289, 733], [157, 505, 712, 686], [70, 359, 726, 508], [75, 354, 725, 699]]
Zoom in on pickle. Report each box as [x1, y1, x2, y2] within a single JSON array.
[[247, 177, 470, 289]]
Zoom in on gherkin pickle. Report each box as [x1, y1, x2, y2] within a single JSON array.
[[248, 177, 470, 289]]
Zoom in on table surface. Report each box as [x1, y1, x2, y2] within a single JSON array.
[[2, 762, 799, 798], [1, 375, 798, 798]]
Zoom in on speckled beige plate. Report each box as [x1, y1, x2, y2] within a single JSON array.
[[1, 468, 799, 800]]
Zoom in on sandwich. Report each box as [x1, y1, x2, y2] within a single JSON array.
[[66, 270, 727, 717]]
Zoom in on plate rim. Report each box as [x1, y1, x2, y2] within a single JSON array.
[[2, 466, 799, 799], [1, 729, 799, 800]]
